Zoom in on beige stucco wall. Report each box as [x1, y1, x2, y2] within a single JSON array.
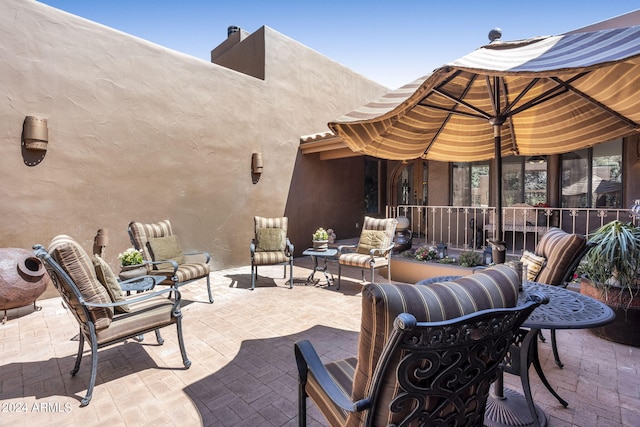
[[1, 0, 388, 270]]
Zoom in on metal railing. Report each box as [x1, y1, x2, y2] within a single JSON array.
[[386, 204, 638, 256]]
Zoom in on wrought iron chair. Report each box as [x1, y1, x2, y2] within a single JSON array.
[[250, 216, 294, 290], [529, 228, 595, 367], [295, 264, 548, 426], [128, 219, 213, 303], [337, 216, 397, 289], [33, 235, 190, 406]]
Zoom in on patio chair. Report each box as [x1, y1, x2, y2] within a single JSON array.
[[295, 264, 548, 426], [33, 235, 190, 407], [528, 227, 594, 367], [250, 216, 294, 290], [337, 216, 397, 289], [128, 219, 213, 303]]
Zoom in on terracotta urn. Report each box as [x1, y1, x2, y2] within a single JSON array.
[[0, 248, 50, 313]]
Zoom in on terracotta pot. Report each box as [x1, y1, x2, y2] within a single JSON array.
[[580, 277, 640, 346], [0, 248, 50, 311]]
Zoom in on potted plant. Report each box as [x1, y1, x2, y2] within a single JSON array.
[[117, 248, 146, 280], [580, 220, 640, 346], [312, 228, 329, 251]]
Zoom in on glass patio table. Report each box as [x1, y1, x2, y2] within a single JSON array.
[[484, 281, 615, 427], [302, 248, 338, 287]]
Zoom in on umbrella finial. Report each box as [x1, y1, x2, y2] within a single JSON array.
[[488, 28, 502, 43]]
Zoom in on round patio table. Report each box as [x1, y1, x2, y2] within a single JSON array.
[[484, 281, 615, 427]]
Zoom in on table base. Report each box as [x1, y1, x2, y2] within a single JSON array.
[[484, 388, 547, 427]]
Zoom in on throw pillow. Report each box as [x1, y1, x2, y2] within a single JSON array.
[[147, 235, 185, 270], [93, 255, 130, 313], [255, 228, 286, 252], [357, 230, 387, 255], [520, 250, 546, 281]]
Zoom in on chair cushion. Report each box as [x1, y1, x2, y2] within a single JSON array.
[[96, 295, 176, 345], [93, 255, 130, 313], [48, 235, 113, 330], [356, 229, 387, 255], [252, 251, 290, 266], [255, 227, 286, 252], [147, 235, 185, 269], [339, 252, 388, 268], [348, 264, 520, 426], [306, 357, 357, 427], [151, 262, 211, 285], [128, 220, 173, 271], [535, 228, 586, 285], [254, 216, 288, 235], [520, 250, 546, 281]]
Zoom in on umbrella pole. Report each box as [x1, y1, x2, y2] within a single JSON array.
[[488, 119, 506, 264]]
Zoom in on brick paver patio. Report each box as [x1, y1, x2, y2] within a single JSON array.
[[0, 257, 638, 426]]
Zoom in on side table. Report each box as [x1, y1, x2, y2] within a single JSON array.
[[119, 275, 166, 296], [302, 248, 338, 287]]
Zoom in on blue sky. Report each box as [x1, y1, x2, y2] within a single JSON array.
[[38, 1, 639, 89]]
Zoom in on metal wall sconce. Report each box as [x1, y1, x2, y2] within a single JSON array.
[[436, 242, 448, 259], [251, 152, 263, 184], [21, 116, 49, 166], [22, 116, 48, 151]]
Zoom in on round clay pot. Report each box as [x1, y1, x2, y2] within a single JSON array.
[[0, 248, 50, 311]]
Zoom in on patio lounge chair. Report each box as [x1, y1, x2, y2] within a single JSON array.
[[250, 216, 294, 290], [33, 235, 190, 407], [527, 227, 594, 367], [337, 216, 397, 289], [128, 219, 213, 303], [295, 264, 548, 426]]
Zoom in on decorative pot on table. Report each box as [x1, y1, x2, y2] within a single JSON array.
[[313, 240, 328, 251], [118, 264, 146, 281]]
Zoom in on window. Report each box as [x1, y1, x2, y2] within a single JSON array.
[[451, 162, 489, 206], [503, 156, 548, 206], [364, 158, 380, 213], [561, 139, 622, 208]]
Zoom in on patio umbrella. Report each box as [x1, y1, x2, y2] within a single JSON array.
[[328, 26, 640, 254]]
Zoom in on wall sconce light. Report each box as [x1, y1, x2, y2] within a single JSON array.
[[22, 116, 48, 151], [436, 242, 448, 259], [252, 152, 263, 174]]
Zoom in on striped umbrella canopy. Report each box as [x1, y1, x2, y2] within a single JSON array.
[[329, 25, 640, 243]]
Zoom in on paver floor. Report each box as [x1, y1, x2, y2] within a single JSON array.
[[0, 257, 638, 426]]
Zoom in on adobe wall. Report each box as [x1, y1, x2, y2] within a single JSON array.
[[0, 0, 388, 270]]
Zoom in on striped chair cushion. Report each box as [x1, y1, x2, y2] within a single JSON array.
[[254, 216, 288, 235], [152, 262, 211, 284], [252, 251, 290, 266], [339, 252, 388, 269], [306, 357, 357, 426], [128, 220, 173, 272], [359, 217, 397, 255], [48, 235, 113, 330], [535, 228, 585, 285], [347, 264, 520, 427]]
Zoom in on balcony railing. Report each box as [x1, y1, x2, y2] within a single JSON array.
[[386, 204, 638, 256]]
